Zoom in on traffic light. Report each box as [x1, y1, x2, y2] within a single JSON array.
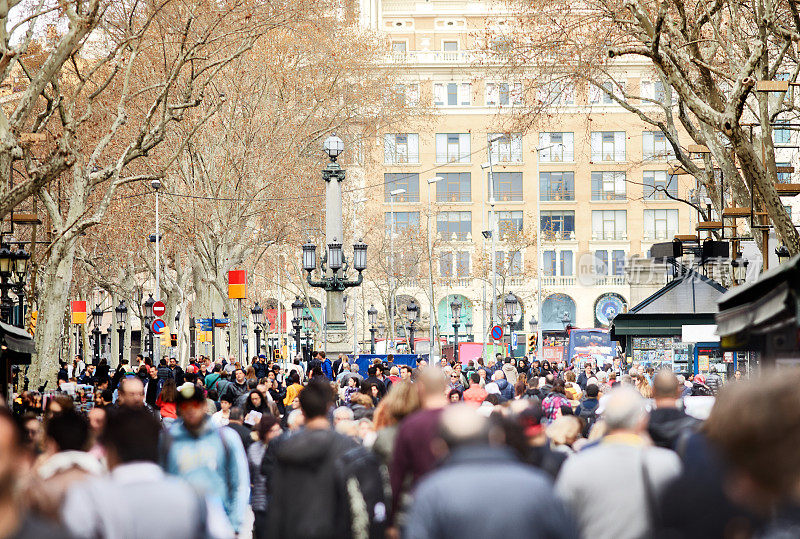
[[170, 333, 178, 347], [160, 327, 170, 347], [527, 333, 537, 351], [273, 348, 281, 360]]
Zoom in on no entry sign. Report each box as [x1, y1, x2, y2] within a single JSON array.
[[151, 318, 166, 334], [153, 301, 166, 317], [491, 325, 504, 341]]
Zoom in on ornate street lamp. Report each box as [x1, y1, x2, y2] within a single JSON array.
[[561, 311, 572, 329], [529, 315, 538, 333], [115, 300, 128, 364], [731, 252, 749, 285], [368, 304, 378, 354], [291, 296, 303, 360], [251, 302, 264, 358], [0, 244, 14, 324], [406, 299, 419, 353], [776, 245, 791, 265], [450, 298, 462, 364], [12, 247, 29, 326], [465, 321, 473, 342], [143, 294, 155, 359], [91, 304, 103, 365]]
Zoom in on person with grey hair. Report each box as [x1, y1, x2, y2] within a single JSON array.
[[555, 387, 682, 539], [332, 406, 354, 426], [405, 405, 578, 539]]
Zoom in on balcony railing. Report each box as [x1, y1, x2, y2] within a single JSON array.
[[591, 231, 628, 241], [540, 189, 575, 202], [541, 230, 576, 241], [491, 190, 523, 202], [591, 190, 626, 201], [592, 276, 627, 286], [643, 230, 678, 241], [386, 50, 480, 65], [542, 276, 576, 286], [438, 231, 471, 241], [436, 192, 471, 203]]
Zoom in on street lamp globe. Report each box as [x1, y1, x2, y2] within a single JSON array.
[[91, 304, 103, 328], [323, 133, 344, 161], [302, 242, 317, 272], [291, 296, 304, 321], [143, 294, 155, 319], [328, 239, 343, 272], [251, 302, 264, 326], [0, 245, 12, 276], [407, 299, 419, 322], [528, 315, 538, 333], [561, 311, 571, 326], [504, 293, 518, 321], [731, 252, 748, 284], [353, 240, 368, 272], [115, 300, 128, 329], [368, 304, 378, 326], [450, 298, 462, 321], [776, 245, 791, 264], [13, 247, 29, 283]]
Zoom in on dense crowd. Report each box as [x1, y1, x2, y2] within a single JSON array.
[[4, 350, 800, 539]]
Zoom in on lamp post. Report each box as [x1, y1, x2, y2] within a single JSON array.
[[251, 302, 264, 359], [188, 317, 196, 359], [481, 135, 505, 331], [223, 310, 230, 355], [776, 245, 791, 264], [731, 252, 749, 285], [12, 247, 28, 327], [406, 299, 419, 353], [301, 134, 368, 356], [151, 179, 162, 301], [465, 321, 473, 342], [528, 315, 538, 358], [504, 292, 518, 357], [291, 296, 303, 360], [388, 187, 406, 352], [426, 176, 443, 362], [91, 304, 103, 365], [302, 315, 312, 361], [368, 304, 377, 354], [115, 300, 127, 365], [561, 311, 572, 330], [450, 298, 462, 364], [0, 244, 26, 326], [143, 294, 155, 360]]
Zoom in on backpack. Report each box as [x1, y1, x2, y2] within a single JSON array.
[[577, 399, 599, 437]]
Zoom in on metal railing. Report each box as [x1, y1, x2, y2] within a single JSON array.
[[591, 190, 626, 201]]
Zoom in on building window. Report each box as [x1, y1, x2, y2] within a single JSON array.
[[391, 41, 407, 54], [393, 83, 419, 106], [643, 171, 678, 200], [536, 80, 575, 105], [385, 211, 420, 233], [643, 131, 675, 160], [440, 252, 453, 277], [435, 133, 470, 163], [612, 250, 625, 276], [494, 210, 523, 236], [541, 210, 575, 240], [641, 79, 674, 104], [589, 80, 626, 104], [442, 40, 458, 51], [434, 82, 471, 106], [436, 172, 471, 202], [540, 172, 575, 201], [591, 171, 626, 200], [644, 209, 679, 240], [774, 123, 791, 145], [591, 210, 627, 240], [538, 132, 574, 162], [488, 172, 523, 202], [488, 133, 523, 162], [497, 251, 523, 274], [543, 250, 556, 276], [777, 162, 792, 182], [591, 131, 626, 162], [486, 82, 523, 106], [384, 134, 419, 164], [384, 173, 419, 202], [560, 250, 573, 276], [456, 251, 470, 277], [437, 211, 472, 240], [595, 250, 609, 275]]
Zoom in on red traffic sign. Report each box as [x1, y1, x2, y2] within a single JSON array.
[[153, 301, 166, 317], [151, 318, 166, 334], [491, 325, 504, 341]]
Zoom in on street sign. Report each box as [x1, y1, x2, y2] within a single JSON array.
[[196, 318, 230, 331], [490, 325, 504, 341], [511, 332, 518, 348], [151, 318, 166, 334], [153, 301, 166, 317]]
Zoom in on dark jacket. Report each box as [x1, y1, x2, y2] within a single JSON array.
[[405, 446, 578, 539], [495, 378, 514, 402], [253, 361, 269, 380], [648, 406, 700, 450], [265, 428, 385, 539]]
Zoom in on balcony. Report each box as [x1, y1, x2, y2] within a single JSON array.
[[541, 189, 575, 202], [438, 231, 471, 242], [386, 49, 480, 65], [591, 190, 626, 201], [542, 276, 576, 286], [540, 230, 576, 241], [591, 231, 628, 241], [592, 276, 627, 286], [539, 150, 575, 163], [436, 192, 471, 203], [643, 230, 678, 241], [492, 190, 523, 202]]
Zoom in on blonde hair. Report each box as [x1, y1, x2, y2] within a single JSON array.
[[547, 415, 582, 447], [373, 381, 421, 429]]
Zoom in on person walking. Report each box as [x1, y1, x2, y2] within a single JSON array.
[[161, 383, 250, 535], [405, 405, 578, 539], [248, 415, 282, 539]]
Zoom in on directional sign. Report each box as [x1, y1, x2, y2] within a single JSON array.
[[151, 318, 166, 334], [197, 318, 230, 331], [511, 332, 518, 348], [153, 301, 166, 317], [490, 325, 504, 341]]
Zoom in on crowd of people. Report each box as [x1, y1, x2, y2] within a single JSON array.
[[4, 349, 800, 539]]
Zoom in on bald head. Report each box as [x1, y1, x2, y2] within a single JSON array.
[[117, 377, 145, 407], [653, 370, 681, 400], [603, 387, 647, 432], [439, 404, 493, 448], [417, 367, 447, 398]]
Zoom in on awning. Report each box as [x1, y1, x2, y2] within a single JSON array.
[[611, 313, 717, 340], [716, 281, 792, 338], [0, 320, 35, 364]]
